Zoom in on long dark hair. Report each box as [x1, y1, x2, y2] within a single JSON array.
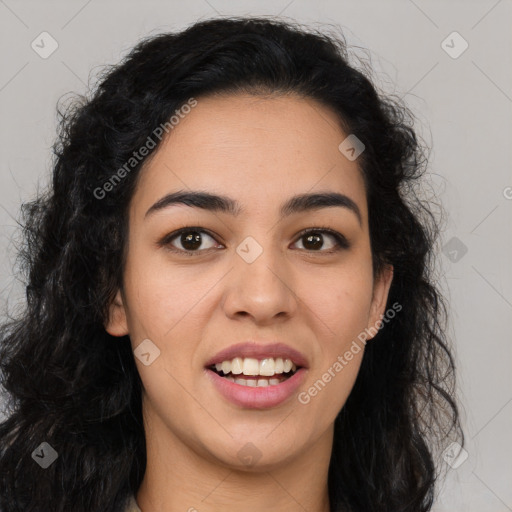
[[0, 16, 464, 512]]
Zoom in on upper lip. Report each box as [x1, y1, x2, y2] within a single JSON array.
[[204, 341, 309, 369]]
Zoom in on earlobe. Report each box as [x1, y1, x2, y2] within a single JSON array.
[[105, 289, 129, 337], [367, 264, 394, 338]]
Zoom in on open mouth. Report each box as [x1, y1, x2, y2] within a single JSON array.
[[208, 359, 300, 387], [205, 354, 308, 408]]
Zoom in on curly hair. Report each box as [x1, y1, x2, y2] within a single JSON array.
[[0, 16, 464, 512]]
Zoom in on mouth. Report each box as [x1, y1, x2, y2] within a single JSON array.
[[207, 357, 300, 388], [205, 360, 307, 409], [203, 342, 309, 407]]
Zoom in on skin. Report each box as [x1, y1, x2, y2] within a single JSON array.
[[106, 92, 393, 512]]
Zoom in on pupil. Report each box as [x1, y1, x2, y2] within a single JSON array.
[[304, 233, 322, 250], [181, 231, 202, 250]]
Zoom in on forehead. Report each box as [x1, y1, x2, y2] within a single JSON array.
[[133, 93, 367, 222]]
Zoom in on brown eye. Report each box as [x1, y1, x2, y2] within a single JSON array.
[[293, 228, 349, 252], [162, 228, 220, 254], [178, 231, 203, 251], [301, 232, 324, 250]]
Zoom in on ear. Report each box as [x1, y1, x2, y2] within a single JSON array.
[[367, 264, 394, 339], [105, 289, 129, 337]]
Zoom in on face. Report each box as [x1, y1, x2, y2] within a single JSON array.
[[106, 93, 393, 471]]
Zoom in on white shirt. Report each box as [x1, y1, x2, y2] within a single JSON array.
[[124, 494, 142, 512]]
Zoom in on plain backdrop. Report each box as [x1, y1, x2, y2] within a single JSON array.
[[1, 1, 511, 510]]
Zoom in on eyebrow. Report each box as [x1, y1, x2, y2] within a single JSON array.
[[145, 190, 362, 225]]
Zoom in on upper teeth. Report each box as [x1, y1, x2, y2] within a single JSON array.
[[214, 357, 297, 376]]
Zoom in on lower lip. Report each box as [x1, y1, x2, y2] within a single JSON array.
[[205, 368, 308, 409]]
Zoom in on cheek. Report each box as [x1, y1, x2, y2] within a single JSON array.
[[123, 248, 210, 342], [123, 261, 204, 405], [297, 266, 372, 422], [304, 260, 374, 346]]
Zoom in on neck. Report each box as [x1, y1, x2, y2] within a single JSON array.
[[135, 405, 333, 512]]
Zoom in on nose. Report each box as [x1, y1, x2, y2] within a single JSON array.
[[221, 241, 298, 325]]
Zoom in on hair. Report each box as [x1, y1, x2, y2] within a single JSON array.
[[0, 16, 464, 512]]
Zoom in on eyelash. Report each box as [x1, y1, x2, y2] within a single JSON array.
[[158, 225, 350, 256]]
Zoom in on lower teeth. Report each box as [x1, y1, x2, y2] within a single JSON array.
[[218, 372, 293, 387], [229, 377, 280, 387]]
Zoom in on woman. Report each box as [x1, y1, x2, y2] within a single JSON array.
[[0, 17, 464, 512]]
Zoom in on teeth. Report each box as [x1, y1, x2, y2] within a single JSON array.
[[243, 358, 260, 376], [230, 376, 285, 387], [212, 357, 299, 376], [231, 357, 243, 375], [259, 358, 275, 376], [221, 360, 231, 375]]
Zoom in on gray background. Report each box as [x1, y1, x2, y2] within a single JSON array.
[[1, 1, 511, 510]]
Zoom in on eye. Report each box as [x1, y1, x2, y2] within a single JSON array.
[[160, 227, 222, 255], [159, 226, 349, 256], [292, 228, 349, 253]]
